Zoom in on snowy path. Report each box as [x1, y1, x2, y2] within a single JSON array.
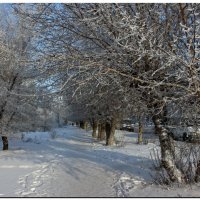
[[0, 126, 154, 197], [6, 127, 116, 197], [1, 126, 198, 197]]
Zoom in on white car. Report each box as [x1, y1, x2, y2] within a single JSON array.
[[167, 125, 200, 142]]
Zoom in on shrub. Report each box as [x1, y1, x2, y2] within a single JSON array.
[[115, 131, 125, 147], [49, 129, 58, 139]]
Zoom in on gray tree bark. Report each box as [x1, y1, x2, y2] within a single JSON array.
[[138, 119, 143, 144], [98, 123, 105, 140], [80, 121, 87, 129], [100, 122, 106, 141], [2, 136, 8, 151], [92, 119, 98, 138], [106, 117, 116, 145], [195, 160, 200, 182], [153, 115, 185, 183]]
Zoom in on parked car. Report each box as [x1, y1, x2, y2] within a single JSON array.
[[167, 125, 200, 143], [120, 124, 134, 132], [120, 119, 134, 132]]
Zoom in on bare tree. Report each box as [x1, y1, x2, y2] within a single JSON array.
[[15, 3, 200, 183], [0, 6, 46, 150]]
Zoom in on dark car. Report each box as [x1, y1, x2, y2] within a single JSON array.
[[120, 120, 134, 132], [167, 125, 200, 143]]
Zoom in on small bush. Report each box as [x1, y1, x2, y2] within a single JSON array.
[[49, 130, 58, 139], [143, 138, 149, 145], [115, 131, 125, 147], [21, 133, 25, 141], [22, 136, 40, 144]]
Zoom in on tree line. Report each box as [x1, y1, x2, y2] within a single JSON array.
[[0, 3, 200, 184]]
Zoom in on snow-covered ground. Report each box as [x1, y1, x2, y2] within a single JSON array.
[[0, 126, 200, 197]]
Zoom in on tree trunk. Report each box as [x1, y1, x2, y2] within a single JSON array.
[[83, 121, 88, 130], [80, 121, 83, 129], [138, 119, 143, 144], [100, 122, 106, 141], [106, 122, 111, 144], [195, 160, 200, 182], [154, 116, 184, 183], [98, 123, 102, 140], [2, 136, 8, 150], [57, 113, 61, 127], [92, 119, 98, 138], [80, 121, 87, 129], [106, 117, 116, 146], [152, 115, 159, 134]]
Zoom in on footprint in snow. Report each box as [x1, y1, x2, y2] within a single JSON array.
[[16, 166, 50, 197], [114, 173, 144, 197]]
